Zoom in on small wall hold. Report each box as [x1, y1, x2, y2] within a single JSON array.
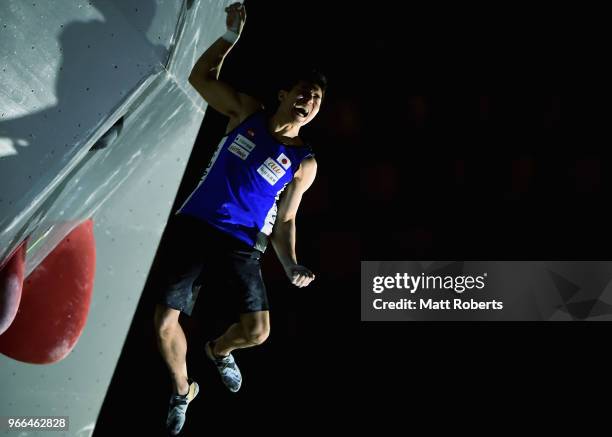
[[90, 117, 123, 151]]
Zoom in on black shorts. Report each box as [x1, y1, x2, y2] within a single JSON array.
[[149, 213, 268, 316]]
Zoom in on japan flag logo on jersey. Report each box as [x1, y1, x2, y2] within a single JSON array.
[[276, 153, 291, 170]]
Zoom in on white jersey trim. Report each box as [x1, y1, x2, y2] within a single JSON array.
[[176, 136, 228, 214]]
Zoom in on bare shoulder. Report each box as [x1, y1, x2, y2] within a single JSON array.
[[238, 92, 264, 117], [294, 156, 317, 185], [224, 93, 264, 133]]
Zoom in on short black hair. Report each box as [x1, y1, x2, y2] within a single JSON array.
[[280, 68, 328, 94]]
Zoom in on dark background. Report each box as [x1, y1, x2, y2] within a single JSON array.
[[94, 2, 610, 435]]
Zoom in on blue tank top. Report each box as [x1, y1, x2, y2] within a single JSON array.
[[176, 111, 314, 252]]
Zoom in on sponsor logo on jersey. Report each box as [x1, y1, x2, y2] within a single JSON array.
[[263, 157, 286, 177], [234, 134, 256, 151], [228, 143, 249, 160], [257, 164, 280, 185]]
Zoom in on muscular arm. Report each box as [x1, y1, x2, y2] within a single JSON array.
[[270, 157, 318, 287], [188, 3, 261, 124]]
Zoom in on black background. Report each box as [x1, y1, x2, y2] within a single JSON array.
[[94, 1, 610, 435]]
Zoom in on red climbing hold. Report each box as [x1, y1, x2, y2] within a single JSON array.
[[0, 219, 96, 364], [0, 240, 27, 336]]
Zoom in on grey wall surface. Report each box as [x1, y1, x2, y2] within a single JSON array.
[[1, 0, 231, 435]]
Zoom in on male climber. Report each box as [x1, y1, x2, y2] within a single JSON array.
[[151, 2, 326, 435]]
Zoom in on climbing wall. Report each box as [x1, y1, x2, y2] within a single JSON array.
[[0, 0, 230, 435]]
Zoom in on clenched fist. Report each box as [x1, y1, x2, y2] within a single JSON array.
[[285, 264, 316, 288], [225, 2, 246, 36]]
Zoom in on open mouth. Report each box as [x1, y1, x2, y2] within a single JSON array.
[[294, 106, 309, 118]]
